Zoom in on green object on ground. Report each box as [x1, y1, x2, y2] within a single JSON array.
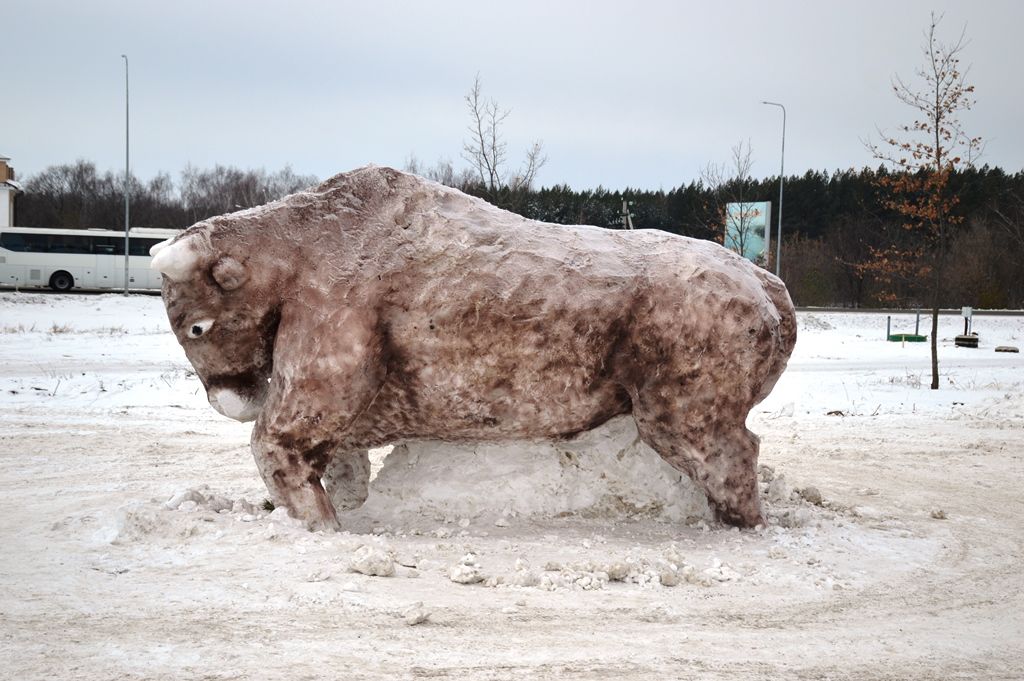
[[887, 333, 927, 342]]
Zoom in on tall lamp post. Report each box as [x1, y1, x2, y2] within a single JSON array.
[[761, 101, 785, 277], [121, 54, 130, 295]]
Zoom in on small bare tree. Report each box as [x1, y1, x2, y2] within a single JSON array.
[[702, 140, 766, 263], [461, 74, 547, 193], [864, 12, 982, 389]]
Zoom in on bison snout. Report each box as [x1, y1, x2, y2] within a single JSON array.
[[208, 387, 263, 422]]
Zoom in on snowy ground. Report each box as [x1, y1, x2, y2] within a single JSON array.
[[1, 292, 1022, 680]]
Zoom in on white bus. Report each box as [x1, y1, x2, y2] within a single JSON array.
[[0, 226, 181, 292]]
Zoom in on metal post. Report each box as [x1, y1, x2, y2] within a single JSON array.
[[886, 315, 891, 340], [121, 54, 130, 295], [761, 101, 785, 278], [915, 311, 920, 335]]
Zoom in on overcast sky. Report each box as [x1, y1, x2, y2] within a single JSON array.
[[5, 1, 1022, 190]]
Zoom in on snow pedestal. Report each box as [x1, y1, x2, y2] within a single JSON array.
[[358, 416, 712, 524]]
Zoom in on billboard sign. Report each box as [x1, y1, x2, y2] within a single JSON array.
[[724, 201, 771, 264]]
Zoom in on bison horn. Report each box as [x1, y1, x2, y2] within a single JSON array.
[[150, 235, 203, 281], [149, 239, 171, 257]]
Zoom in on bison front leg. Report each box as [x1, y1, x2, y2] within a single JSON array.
[[322, 449, 371, 511], [251, 421, 341, 531], [251, 302, 383, 531]]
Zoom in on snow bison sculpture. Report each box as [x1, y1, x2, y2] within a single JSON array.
[[151, 166, 796, 530]]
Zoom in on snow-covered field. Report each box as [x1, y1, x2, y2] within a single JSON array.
[[1, 292, 1022, 680]]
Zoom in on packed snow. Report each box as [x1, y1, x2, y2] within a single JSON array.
[[1, 292, 1022, 680]]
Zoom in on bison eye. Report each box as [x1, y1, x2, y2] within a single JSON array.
[[187, 319, 214, 339]]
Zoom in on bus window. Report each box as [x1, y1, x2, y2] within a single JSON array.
[[50, 234, 92, 254], [0, 233, 29, 251], [28, 234, 49, 252], [1, 233, 54, 252], [91, 237, 125, 255], [129, 238, 161, 256]]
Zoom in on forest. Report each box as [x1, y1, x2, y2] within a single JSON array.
[[11, 159, 1024, 309]]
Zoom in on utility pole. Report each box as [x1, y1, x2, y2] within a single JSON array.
[[121, 54, 130, 295], [761, 101, 785, 278], [621, 199, 635, 230]]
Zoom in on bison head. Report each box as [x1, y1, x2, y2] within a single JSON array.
[[151, 228, 280, 422]]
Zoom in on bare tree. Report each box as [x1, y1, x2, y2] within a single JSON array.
[[864, 12, 982, 389], [22, 160, 123, 228], [461, 74, 547, 193], [403, 154, 473, 189], [512, 140, 547, 192], [702, 140, 766, 264], [266, 165, 319, 199], [180, 164, 317, 222], [18, 162, 316, 229], [991, 192, 1024, 252]]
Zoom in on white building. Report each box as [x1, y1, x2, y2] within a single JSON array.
[[0, 155, 22, 228]]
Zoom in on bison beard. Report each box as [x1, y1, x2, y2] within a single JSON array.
[[152, 165, 797, 531]]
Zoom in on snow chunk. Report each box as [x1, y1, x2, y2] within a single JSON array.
[[767, 474, 793, 503], [164, 487, 237, 514], [798, 486, 824, 505], [349, 545, 396, 577], [659, 566, 682, 587], [703, 558, 742, 583], [95, 503, 160, 544], [164, 488, 207, 510], [449, 564, 484, 584], [402, 602, 430, 625], [774, 507, 813, 528], [449, 553, 485, 584]]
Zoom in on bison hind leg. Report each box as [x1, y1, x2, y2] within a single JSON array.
[[702, 426, 764, 527], [633, 408, 764, 528], [322, 449, 371, 512]]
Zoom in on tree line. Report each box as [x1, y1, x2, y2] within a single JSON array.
[[12, 159, 1023, 309], [14, 161, 317, 235], [463, 165, 1024, 310]]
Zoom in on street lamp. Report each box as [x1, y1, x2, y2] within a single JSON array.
[[761, 101, 785, 278], [121, 54, 130, 295]]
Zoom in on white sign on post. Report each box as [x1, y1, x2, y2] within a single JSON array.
[[962, 307, 973, 319]]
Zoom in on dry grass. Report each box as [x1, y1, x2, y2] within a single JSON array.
[[2, 323, 128, 335], [1, 323, 36, 334]]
